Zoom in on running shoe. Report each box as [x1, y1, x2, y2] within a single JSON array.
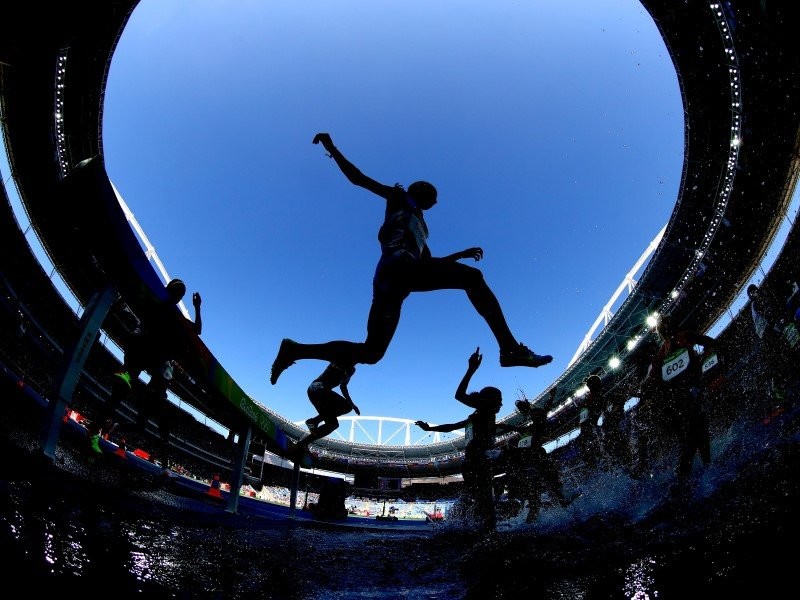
[[270, 338, 298, 384], [305, 419, 318, 433], [499, 343, 552, 368]]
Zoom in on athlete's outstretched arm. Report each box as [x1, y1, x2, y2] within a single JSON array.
[[415, 419, 469, 433], [313, 133, 395, 199]]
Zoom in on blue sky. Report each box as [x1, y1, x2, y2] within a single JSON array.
[[100, 0, 682, 429]]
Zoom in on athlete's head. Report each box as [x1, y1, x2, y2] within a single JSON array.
[[516, 398, 547, 431], [166, 278, 187, 303], [514, 399, 531, 414], [480, 386, 503, 413], [407, 180, 437, 210]]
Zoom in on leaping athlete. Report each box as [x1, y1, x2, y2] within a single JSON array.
[[270, 133, 552, 384]]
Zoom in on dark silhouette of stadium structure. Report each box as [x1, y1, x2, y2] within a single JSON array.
[[1, 1, 799, 494]]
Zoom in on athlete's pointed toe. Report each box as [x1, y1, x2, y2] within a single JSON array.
[[270, 338, 298, 384]]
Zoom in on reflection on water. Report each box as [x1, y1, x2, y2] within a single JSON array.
[[623, 557, 657, 599], [2, 404, 798, 598], [2, 477, 462, 598], [2, 440, 797, 599]]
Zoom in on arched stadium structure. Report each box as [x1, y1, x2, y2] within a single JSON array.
[[1, 1, 799, 486]]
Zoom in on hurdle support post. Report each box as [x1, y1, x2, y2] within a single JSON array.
[[289, 459, 302, 519], [41, 285, 116, 460]]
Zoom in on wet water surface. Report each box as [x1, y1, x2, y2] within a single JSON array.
[[2, 404, 798, 599]]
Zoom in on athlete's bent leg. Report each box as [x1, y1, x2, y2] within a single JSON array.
[[408, 260, 552, 368], [361, 294, 404, 364], [270, 339, 367, 384]]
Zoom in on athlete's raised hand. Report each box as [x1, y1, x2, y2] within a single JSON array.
[[468, 347, 483, 371], [459, 247, 483, 262], [312, 132, 334, 150]]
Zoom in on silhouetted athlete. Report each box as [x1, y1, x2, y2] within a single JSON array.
[[577, 374, 605, 471], [290, 362, 360, 457], [415, 347, 503, 532], [642, 314, 716, 488], [498, 388, 573, 523], [103, 278, 202, 462], [270, 133, 552, 384]]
